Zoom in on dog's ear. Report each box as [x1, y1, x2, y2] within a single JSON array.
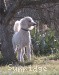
[[13, 20, 21, 32]]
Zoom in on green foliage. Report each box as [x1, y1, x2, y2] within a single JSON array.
[[54, 52, 59, 60], [0, 51, 4, 64], [31, 29, 59, 56], [0, 51, 3, 59], [48, 51, 59, 60]]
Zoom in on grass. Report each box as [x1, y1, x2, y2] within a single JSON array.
[[47, 53, 59, 60], [0, 56, 59, 75]]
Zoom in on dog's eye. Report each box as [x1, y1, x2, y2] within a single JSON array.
[[28, 20, 31, 22]]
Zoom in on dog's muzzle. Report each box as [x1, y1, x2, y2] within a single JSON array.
[[32, 22, 37, 26]]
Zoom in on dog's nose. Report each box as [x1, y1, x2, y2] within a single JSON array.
[[33, 22, 37, 26]]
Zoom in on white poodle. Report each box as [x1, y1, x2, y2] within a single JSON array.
[[12, 16, 36, 62]]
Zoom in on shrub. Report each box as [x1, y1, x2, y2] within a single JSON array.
[[54, 52, 59, 60], [0, 51, 4, 64], [48, 51, 59, 60], [0, 51, 3, 59], [31, 28, 59, 56]]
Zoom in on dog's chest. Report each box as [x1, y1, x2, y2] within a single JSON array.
[[22, 31, 31, 44], [16, 31, 31, 46]]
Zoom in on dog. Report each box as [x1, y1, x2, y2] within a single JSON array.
[[12, 16, 36, 62]]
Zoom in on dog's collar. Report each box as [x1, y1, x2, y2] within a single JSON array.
[[21, 28, 29, 31]]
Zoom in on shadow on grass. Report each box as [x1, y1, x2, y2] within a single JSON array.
[[0, 58, 33, 67], [18, 61, 33, 66]]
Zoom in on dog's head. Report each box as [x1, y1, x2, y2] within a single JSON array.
[[20, 16, 36, 30]]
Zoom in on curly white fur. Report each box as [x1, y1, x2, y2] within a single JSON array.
[[12, 16, 36, 62]]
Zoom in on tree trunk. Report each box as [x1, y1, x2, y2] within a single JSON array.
[[0, 25, 16, 64], [0, 0, 16, 64]]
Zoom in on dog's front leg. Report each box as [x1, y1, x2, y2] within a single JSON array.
[[18, 50, 21, 62], [21, 48, 25, 62], [18, 49, 24, 62], [26, 45, 31, 61]]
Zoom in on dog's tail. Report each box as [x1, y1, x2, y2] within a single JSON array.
[[13, 20, 21, 33]]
